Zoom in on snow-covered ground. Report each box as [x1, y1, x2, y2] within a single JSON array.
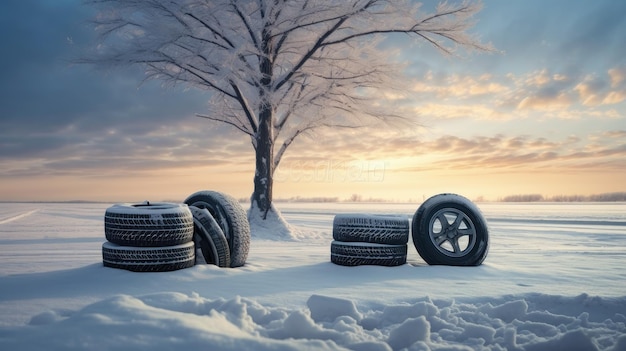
[[1, 201, 625, 350]]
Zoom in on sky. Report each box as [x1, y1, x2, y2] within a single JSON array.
[[0, 0, 625, 203]]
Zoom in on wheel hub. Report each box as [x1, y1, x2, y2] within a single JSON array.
[[428, 207, 477, 258]]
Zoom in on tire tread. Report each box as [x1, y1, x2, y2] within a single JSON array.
[[102, 242, 195, 272]]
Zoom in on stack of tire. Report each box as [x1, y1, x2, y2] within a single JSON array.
[[331, 194, 490, 267], [331, 214, 410, 267], [101, 190, 250, 272], [102, 202, 196, 272]]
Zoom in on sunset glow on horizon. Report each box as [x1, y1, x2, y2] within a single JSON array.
[[0, 0, 624, 203]]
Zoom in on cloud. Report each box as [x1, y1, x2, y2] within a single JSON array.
[[603, 130, 626, 139], [0, 119, 253, 178], [284, 130, 626, 174], [408, 132, 626, 172], [602, 91, 626, 105], [508, 70, 574, 111], [411, 72, 509, 98], [402, 67, 625, 121], [573, 71, 626, 106], [522, 69, 553, 87], [278, 126, 617, 175], [573, 75, 608, 106], [516, 93, 572, 110], [0, 1, 229, 179], [504, 67, 626, 111], [0, 0, 369, 184], [608, 67, 626, 88]]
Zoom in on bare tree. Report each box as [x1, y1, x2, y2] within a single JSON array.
[[84, 0, 490, 225]]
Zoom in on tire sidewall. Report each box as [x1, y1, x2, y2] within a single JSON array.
[[189, 206, 230, 268], [184, 190, 250, 268], [184, 195, 232, 240], [106, 202, 190, 215]]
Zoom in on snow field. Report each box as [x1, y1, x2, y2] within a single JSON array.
[[1, 202, 626, 350]]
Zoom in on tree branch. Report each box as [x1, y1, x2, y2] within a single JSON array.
[[230, 82, 259, 134], [196, 114, 254, 137]]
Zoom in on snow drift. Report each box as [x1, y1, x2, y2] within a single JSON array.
[[2, 292, 625, 350]]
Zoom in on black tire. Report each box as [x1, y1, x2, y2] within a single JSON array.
[[102, 241, 195, 272], [189, 206, 230, 268], [184, 191, 250, 268], [330, 241, 407, 267], [412, 194, 489, 266], [333, 214, 409, 245], [104, 202, 194, 247]]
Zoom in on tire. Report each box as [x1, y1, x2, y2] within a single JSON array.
[[412, 194, 489, 266], [102, 241, 195, 272], [184, 191, 250, 268], [189, 206, 230, 268], [330, 241, 407, 267], [333, 214, 409, 245], [104, 202, 194, 247]]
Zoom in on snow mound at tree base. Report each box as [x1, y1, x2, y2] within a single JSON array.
[[248, 201, 303, 241], [5, 292, 625, 351]]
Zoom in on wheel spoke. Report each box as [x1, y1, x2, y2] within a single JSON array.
[[451, 213, 465, 230], [450, 237, 462, 254], [457, 228, 475, 236], [435, 235, 448, 246], [433, 230, 447, 239], [437, 213, 449, 231]]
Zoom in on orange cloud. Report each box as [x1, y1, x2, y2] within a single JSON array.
[[413, 102, 509, 120], [602, 90, 626, 105], [608, 67, 625, 88], [411, 71, 509, 98], [523, 69, 552, 87], [573, 70, 626, 106], [516, 93, 572, 110]]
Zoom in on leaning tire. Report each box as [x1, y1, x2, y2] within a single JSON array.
[[412, 194, 489, 266], [330, 241, 407, 267], [102, 241, 195, 272], [184, 191, 250, 267], [190, 206, 230, 268], [104, 202, 194, 247], [333, 214, 409, 245]]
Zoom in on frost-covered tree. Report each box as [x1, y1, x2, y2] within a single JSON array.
[[84, 0, 490, 229]]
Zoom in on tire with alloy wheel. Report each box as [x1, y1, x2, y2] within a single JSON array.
[[412, 194, 489, 266], [104, 202, 194, 247], [330, 241, 407, 267], [333, 214, 409, 245], [189, 206, 230, 268], [102, 241, 195, 272], [184, 191, 250, 267]]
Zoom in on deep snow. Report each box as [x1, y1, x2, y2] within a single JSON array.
[[1, 201, 625, 350]]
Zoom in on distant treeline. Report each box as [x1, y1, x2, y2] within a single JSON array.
[[240, 196, 342, 203], [499, 192, 626, 202], [274, 196, 340, 203], [273, 195, 389, 203], [240, 194, 391, 203], [234, 192, 626, 204]]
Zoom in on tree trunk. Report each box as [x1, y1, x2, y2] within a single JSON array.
[[252, 107, 274, 219], [252, 25, 274, 220]]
